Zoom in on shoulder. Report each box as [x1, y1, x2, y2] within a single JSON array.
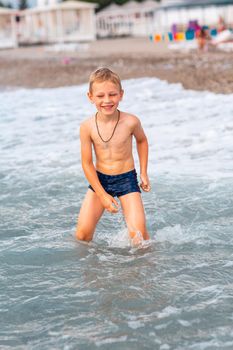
[[80, 115, 95, 132], [121, 112, 146, 139], [79, 116, 95, 141], [120, 112, 141, 128], [80, 115, 95, 127]]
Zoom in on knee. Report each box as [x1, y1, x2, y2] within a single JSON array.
[[75, 228, 93, 242]]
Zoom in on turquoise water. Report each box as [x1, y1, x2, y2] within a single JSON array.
[[1, 79, 233, 349]]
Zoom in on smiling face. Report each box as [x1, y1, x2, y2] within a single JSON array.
[[88, 80, 124, 117]]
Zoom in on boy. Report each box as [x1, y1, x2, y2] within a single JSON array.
[[76, 68, 150, 244]]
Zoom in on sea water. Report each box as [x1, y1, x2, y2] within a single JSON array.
[[0, 78, 233, 350]]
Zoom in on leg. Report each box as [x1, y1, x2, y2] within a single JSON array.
[[75, 189, 104, 242], [119, 192, 150, 243]]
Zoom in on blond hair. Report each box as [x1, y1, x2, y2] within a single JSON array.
[[89, 67, 122, 93]]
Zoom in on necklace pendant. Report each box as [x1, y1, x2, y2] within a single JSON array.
[[104, 142, 109, 149]]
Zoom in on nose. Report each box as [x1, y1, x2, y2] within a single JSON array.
[[104, 95, 111, 103]]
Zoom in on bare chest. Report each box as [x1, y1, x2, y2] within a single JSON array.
[[91, 121, 132, 151]]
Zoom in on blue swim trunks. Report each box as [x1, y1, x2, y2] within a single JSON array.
[[89, 169, 141, 197]]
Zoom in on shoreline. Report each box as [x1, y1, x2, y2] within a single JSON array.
[[0, 37, 233, 94]]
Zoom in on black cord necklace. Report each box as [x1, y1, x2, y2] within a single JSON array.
[[95, 110, 120, 143]]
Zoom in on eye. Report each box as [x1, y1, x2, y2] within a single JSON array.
[[110, 93, 117, 96]]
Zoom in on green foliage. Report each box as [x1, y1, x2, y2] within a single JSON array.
[[0, 1, 12, 7], [63, 0, 160, 11], [19, 0, 28, 10]]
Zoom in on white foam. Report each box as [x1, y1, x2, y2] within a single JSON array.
[[1, 78, 233, 179]]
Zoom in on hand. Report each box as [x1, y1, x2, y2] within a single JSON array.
[[100, 193, 119, 213], [140, 173, 151, 192]]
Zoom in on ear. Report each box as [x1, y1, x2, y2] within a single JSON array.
[[87, 92, 94, 103], [120, 89, 124, 101]]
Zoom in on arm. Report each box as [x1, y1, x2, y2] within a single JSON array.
[[80, 122, 119, 212], [133, 118, 151, 192]]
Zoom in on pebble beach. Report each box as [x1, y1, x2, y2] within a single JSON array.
[[0, 37, 233, 93]]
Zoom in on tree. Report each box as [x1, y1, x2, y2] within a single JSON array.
[[19, 0, 28, 10], [63, 0, 161, 12], [0, 1, 12, 7]]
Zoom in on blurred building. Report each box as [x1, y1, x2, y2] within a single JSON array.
[[0, 7, 17, 48], [96, 0, 159, 38], [154, 0, 233, 32], [17, 0, 97, 45]]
